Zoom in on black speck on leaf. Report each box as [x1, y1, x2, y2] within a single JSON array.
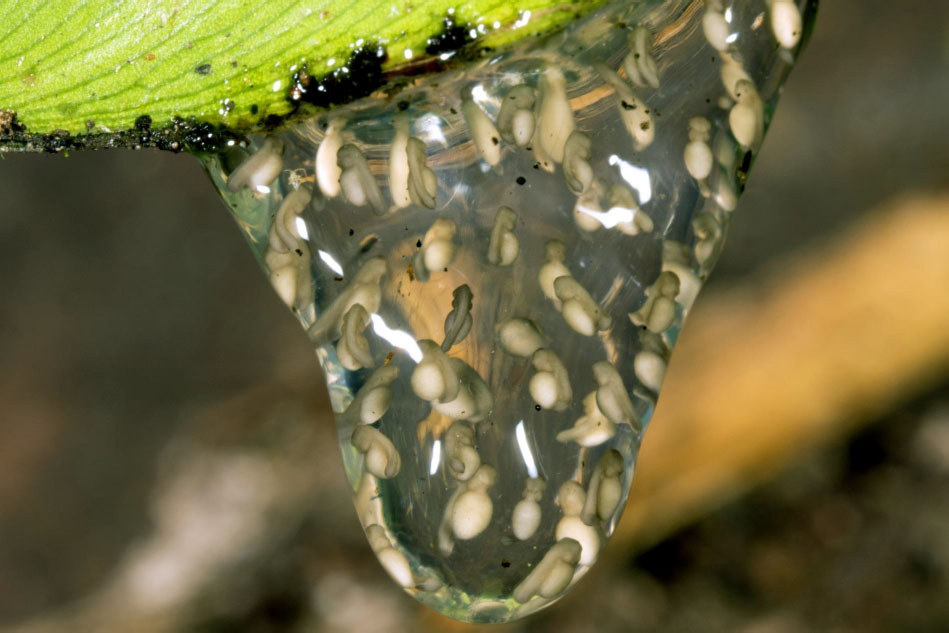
[[195, 63, 212, 75]]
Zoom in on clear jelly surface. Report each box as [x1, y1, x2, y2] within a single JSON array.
[[202, 0, 815, 622]]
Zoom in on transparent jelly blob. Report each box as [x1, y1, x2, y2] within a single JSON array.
[[201, 0, 816, 623]]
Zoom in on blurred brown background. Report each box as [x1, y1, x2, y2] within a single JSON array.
[[0, 0, 947, 631]]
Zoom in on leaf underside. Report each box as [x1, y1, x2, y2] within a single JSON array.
[[0, 0, 606, 149]]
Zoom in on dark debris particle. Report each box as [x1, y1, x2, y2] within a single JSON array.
[[516, 176, 526, 185], [501, 560, 511, 568], [535, 404, 542, 411], [349, 228, 355, 236], [416, 239, 422, 248], [621, 100, 637, 110], [397, 100, 410, 111], [425, 16, 474, 55], [250, 104, 259, 115], [195, 63, 212, 75], [134, 115, 152, 131]]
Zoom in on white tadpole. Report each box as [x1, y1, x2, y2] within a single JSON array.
[[556, 391, 616, 447], [307, 257, 387, 344], [720, 53, 752, 101], [406, 136, 438, 208], [770, 0, 803, 49], [634, 349, 667, 393], [496, 317, 545, 357], [442, 284, 474, 350], [351, 424, 401, 479], [684, 116, 714, 181], [563, 131, 594, 195], [342, 365, 399, 426], [337, 303, 373, 371], [444, 421, 481, 481], [685, 141, 714, 181], [411, 339, 460, 403], [263, 186, 314, 311], [555, 276, 613, 336], [487, 206, 519, 266], [388, 113, 412, 208], [661, 240, 703, 312], [539, 240, 571, 307], [581, 450, 625, 525], [629, 271, 680, 334], [433, 358, 493, 422], [573, 188, 605, 232], [529, 348, 572, 411], [337, 143, 386, 215], [598, 65, 654, 151], [728, 79, 764, 150], [702, 7, 731, 52], [623, 26, 660, 89], [512, 477, 546, 540], [450, 464, 497, 540], [497, 84, 536, 147], [692, 209, 725, 267], [461, 97, 502, 166], [593, 361, 641, 432], [413, 218, 457, 281], [316, 117, 346, 197], [366, 524, 414, 588], [537, 66, 575, 163], [513, 538, 582, 603], [555, 481, 600, 566], [608, 184, 655, 236], [227, 138, 284, 193]]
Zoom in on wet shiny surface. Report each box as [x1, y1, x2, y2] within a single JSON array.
[[202, 0, 815, 622]]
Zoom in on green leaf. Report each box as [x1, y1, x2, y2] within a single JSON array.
[[0, 0, 606, 149]]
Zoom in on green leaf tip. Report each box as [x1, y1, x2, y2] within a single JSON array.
[[0, 0, 608, 152]]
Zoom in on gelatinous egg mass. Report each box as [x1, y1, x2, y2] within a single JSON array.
[[202, 0, 816, 623]]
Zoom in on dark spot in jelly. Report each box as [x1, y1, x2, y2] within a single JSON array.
[[532, 162, 540, 170], [295, 248, 303, 256], [195, 63, 212, 75], [397, 100, 410, 111], [516, 176, 526, 185], [640, 121, 650, 131], [740, 150, 753, 173], [491, 136, 499, 145], [416, 239, 422, 248], [250, 104, 259, 115], [621, 100, 637, 110]]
